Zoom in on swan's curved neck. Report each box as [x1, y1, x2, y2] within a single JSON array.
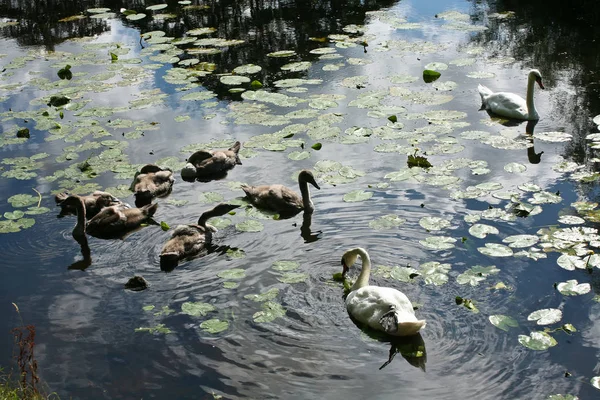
[[526, 74, 538, 118], [351, 248, 371, 291], [299, 180, 313, 211]]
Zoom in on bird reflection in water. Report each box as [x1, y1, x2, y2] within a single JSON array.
[[525, 120, 544, 164], [298, 211, 322, 243], [380, 333, 427, 371]]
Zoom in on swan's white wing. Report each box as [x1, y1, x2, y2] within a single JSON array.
[[485, 91, 529, 119], [346, 286, 416, 331]]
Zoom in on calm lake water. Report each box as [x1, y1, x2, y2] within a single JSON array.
[[1, 0, 600, 399]]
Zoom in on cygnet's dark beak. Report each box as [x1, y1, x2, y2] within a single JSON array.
[[536, 77, 544, 90]]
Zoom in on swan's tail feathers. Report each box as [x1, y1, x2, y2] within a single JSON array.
[[396, 320, 427, 337], [142, 202, 158, 217], [230, 141, 243, 165]]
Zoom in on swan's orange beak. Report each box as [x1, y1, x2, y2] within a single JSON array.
[[341, 260, 348, 278], [536, 77, 544, 89]]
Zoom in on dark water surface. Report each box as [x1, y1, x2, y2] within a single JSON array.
[[1, 0, 600, 399]]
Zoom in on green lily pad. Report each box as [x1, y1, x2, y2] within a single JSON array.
[[288, 151, 310, 160], [518, 331, 557, 350], [556, 279, 591, 296], [527, 308, 562, 325], [477, 243, 514, 257], [126, 13, 147, 20], [456, 265, 499, 286], [502, 234, 539, 248], [8, 193, 38, 207], [591, 376, 600, 390], [4, 210, 25, 220], [217, 268, 246, 280], [419, 236, 456, 250], [200, 318, 229, 333], [419, 261, 451, 286], [236, 219, 264, 232], [488, 315, 518, 332], [181, 302, 215, 317], [225, 248, 246, 259], [223, 282, 239, 289], [272, 260, 299, 271], [343, 190, 373, 202], [423, 69, 441, 83], [419, 216, 451, 231], [253, 301, 286, 323], [469, 224, 499, 239]]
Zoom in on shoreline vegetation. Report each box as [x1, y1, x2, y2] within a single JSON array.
[[0, 304, 57, 400]]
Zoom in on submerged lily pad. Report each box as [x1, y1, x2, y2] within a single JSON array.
[[488, 315, 518, 332], [236, 219, 264, 232], [518, 331, 557, 350], [277, 272, 309, 284], [200, 318, 229, 333], [245, 288, 279, 302], [272, 260, 299, 271], [217, 268, 246, 280], [343, 190, 373, 202], [369, 214, 406, 230]]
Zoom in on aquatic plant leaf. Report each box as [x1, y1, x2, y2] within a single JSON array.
[[236, 219, 264, 232], [518, 331, 557, 350], [24, 206, 50, 215], [488, 315, 518, 332], [424, 62, 448, 71], [502, 234, 539, 248], [288, 150, 310, 161], [591, 376, 600, 390], [556, 279, 591, 296], [504, 162, 527, 173], [126, 13, 147, 20], [200, 318, 229, 334], [533, 132, 573, 143], [477, 243, 513, 257], [546, 395, 578, 400], [419, 216, 451, 231], [527, 308, 562, 325], [4, 211, 24, 220], [272, 261, 299, 271], [277, 272, 309, 284], [253, 301, 286, 323], [281, 61, 312, 72], [146, 4, 168, 11], [468, 224, 499, 239], [142, 305, 155, 312], [198, 192, 224, 204], [267, 50, 296, 58], [8, 194, 38, 207], [467, 71, 496, 79], [181, 91, 217, 101], [419, 262, 451, 286], [223, 282, 239, 289], [245, 288, 280, 302], [455, 296, 479, 313], [233, 64, 262, 74], [420, 236, 456, 250], [422, 69, 441, 83], [135, 324, 172, 334], [558, 215, 585, 225], [181, 302, 215, 317], [407, 154, 432, 168], [209, 217, 232, 230], [343, 190, 373, 202], [529, 191, 562, 204], [220, 75, 251, 85], [217, 268, 246, 280], [369, 214, 406, 230], [384, 169, 419, 182], [457, 265, 499, 286]]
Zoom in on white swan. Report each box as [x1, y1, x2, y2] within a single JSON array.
[[478, 69, 544, 120], [341, 248, 426, 337]]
